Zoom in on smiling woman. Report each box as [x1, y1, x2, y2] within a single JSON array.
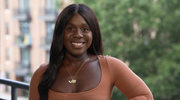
[[29, 4, 154, 100], [63, 14, 93, 56]]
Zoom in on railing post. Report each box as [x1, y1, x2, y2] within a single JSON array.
[[11, 86, 17, 100], [0, 78, 29, 100]]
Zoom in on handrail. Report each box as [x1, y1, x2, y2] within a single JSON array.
[[0, 78, 29, 100]]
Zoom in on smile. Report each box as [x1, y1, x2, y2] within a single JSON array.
[[71, 42, 85, 48], [72, 42, 83, 46]]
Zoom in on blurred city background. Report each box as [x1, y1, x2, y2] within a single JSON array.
[[0, 0, 180, 100]]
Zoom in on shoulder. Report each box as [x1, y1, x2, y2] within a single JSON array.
[[106, 55, 132, 74], [106, 55, 124, 63], [30, 63, 49, 85], [33, 63, 49, 77], [29, 63, 48, 100], [98, 55, 132, 77], [98, 55, 127, 68]]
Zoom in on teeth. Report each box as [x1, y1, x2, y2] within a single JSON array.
[[72, 42, 83, 46]]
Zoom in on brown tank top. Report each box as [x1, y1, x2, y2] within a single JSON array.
[[29, 55, 153, 100]]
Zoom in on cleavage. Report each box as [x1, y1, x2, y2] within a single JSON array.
[[50, 59, 101, 93]]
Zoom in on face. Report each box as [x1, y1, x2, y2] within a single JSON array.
[[63, 13, 93, 56]]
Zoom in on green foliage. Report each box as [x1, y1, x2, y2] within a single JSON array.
[[75, 0, 180, 99]]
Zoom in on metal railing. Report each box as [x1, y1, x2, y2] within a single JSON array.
[[0, 78, 29, 100]]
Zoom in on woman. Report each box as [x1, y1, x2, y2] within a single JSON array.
[[29, 4, 153, 100]]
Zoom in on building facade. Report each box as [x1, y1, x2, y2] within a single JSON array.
[[0, 0, 73, 99]]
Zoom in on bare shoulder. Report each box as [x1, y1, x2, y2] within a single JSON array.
[[32, 63, 49, 78], [30, 63, 49, 86], [29, 63, 49, 99], [39, 63, 49, 70]]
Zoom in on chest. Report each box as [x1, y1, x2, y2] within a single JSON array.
[[50, 59, 101, 93]]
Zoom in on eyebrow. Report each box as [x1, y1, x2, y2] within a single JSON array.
[[67, 23, 89, 26]]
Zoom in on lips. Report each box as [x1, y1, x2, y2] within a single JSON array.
[[72, 42, 83, 45], [71, 42, 85, 48]]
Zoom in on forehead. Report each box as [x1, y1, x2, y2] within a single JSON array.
[[67, 13, 88, 25]]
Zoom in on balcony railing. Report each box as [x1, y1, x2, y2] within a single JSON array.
[[14, 34, 31, 48], [0, 78, 29, 100], [39, 8, 59, 22], [13, 8, 31, 21]]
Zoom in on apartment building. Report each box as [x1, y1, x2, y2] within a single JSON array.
[[0, 0, 73, 98]]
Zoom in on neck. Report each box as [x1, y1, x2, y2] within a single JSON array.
[[63, 52, 90, 66]]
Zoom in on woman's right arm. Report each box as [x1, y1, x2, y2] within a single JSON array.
[[29, 64, 48, 100]]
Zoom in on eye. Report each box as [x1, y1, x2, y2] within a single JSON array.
[[83, 28, 89, 32], [67, 27, 73, 31]]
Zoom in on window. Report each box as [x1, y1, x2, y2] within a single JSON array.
[[46, 51, 50, 63], [20, 21, 31, 45], [20, 21, 30, 34], [20, 48, 30, 68], [6, 23, 9, 35], [6, 48, 10, 61], [46, 22, 55, 36], [46, 22, 55, 44], [19, 0, 29, 13], [5, 0, 9, 9], [46, 0, 56, 14], [5, 71, 10, 92]]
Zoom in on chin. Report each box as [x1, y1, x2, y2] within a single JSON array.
[[70, 51, 88, 56]]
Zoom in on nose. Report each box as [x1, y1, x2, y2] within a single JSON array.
[[73, 29, 83, 38]]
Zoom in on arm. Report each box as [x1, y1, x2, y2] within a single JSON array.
[[29, 64, 48, 100], [107, 57, 153, 100]]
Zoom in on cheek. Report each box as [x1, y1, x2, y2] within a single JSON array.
[[88, 33, 93, 44], [89, 32, 93, 39], [63, 33, 70, 48], [63, 32, 70, 42]]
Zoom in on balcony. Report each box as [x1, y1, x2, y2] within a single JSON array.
[[0, 78, 29, 100], [14, 62, 30, 77], [14, 34, 31, 48], [39, 36, 52, 51], [39, 8, 59, 22], [13, 8, 31, 21]]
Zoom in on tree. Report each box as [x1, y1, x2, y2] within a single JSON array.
[[74, 0, 180, 99]]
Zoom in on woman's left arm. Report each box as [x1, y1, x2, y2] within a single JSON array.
[[107, 57, 154, 100]]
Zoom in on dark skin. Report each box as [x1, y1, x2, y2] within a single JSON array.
[[51, 14, 101, 93]]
